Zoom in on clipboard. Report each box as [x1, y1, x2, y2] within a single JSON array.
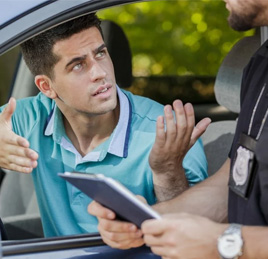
[[58, 172, 161, 228]]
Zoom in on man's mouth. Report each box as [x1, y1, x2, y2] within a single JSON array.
[[93, 86, 111, 96]]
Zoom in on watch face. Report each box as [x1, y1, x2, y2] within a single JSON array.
[[218, 233, 243, 258]]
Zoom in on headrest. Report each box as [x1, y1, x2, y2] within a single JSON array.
[[101, 20, 132, 88], [214, 33, 260, 113]]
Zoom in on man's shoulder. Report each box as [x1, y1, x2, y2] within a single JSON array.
[[122, 89, 164, 120], [15, 93, 54, 117]]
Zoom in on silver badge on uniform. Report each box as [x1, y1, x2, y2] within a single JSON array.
[[233, 146, 252, 186]]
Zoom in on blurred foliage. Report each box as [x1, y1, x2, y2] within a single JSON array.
[[98, 0, 254, 77], [0, 0, 256, 107]]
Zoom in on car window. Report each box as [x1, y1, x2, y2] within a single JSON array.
[[98, 0, 254, 107], [0, 47, 20, 105], [0, 0, 257, 249]]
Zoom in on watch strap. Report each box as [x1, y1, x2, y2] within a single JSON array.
[[218, 223, 243, 259], [224, 224, 242, 236]]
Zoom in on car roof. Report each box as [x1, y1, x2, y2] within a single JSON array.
[[0, 0, 142, 55]]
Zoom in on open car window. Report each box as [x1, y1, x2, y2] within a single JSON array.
[[0, 0, 261, 258]]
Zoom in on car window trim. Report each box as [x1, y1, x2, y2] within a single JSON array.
[[0, 0, 142, 56], [2, 233, 104, 256]]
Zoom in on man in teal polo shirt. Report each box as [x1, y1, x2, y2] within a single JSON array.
[[0, 13, 210, 237]]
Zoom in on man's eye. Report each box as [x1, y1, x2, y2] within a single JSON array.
[[73, 63, 82, 71], [96, 50, 106, 58]]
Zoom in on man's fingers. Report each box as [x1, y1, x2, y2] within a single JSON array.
[[5, 143, 38, 159], [17, 136, 30, 148], [164, 105, 178, 144], [8, 163, 35, 174], [99, 222, 143, 249], [184, 102, 195, 131], [2, 131, 29, 147], [1, 97, 16, 124], [7, 154, 37, 168], [191, 117, 211, 146], [88, 201, 116, 219], [25, 148, 39, 160], [1, 135, 39, 163], [99, 217, 138, 233], [154, 116, 166, 147], [136, 195, 147, 204], [101, 229, 144, 249]]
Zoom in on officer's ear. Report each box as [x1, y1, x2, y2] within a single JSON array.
[[35, 75, 57, 99]]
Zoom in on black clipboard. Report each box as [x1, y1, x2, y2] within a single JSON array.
[[58, 172, 161, 228]]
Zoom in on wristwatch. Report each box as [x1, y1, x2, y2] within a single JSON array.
[[218, 224, 243, 259]]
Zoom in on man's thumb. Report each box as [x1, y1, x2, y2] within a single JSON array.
[[2, 97, 16, 123]]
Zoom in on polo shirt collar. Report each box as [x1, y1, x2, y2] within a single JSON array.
[[44, 85, 131, 161]]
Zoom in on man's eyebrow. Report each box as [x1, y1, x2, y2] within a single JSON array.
[[65, 55, 87, 70], [93, 43, 107, 55]]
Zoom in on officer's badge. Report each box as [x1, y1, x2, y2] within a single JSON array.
[[233, 146, 252, 186]]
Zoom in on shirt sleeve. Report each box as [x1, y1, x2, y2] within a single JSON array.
[[182, 137, 208, 186]]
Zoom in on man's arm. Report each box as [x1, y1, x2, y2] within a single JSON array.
[[150, 100, 211, 201], [0, 98, 38, 173]]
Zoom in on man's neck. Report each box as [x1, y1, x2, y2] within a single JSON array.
[[62, 105, 120, 157]]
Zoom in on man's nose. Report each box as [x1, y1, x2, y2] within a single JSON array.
[[89, 61, 107, 81]]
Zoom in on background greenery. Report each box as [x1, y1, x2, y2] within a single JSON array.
[[98, 0, 254, 105], [99, 0, 254, 77], [0, 0, 254, 106]]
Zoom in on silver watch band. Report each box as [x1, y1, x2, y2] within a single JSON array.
[[224, 224, 242, 235], [218, 223, 243, 259]]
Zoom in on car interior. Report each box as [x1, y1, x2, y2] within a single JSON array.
[[0, 0, 266, 257], [0, 20, 262, 242]]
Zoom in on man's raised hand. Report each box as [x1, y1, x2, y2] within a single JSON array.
[[0, 98, 38, 173], [149, 100, 211, 200]]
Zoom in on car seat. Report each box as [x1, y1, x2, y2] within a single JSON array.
[[0, 19, 133, 240], [201, 32, 261, 176]]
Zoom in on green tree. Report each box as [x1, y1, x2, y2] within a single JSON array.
[[99, 0, 254, 77]]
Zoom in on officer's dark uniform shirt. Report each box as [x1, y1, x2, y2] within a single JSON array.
[[229, 39, 268, 225]]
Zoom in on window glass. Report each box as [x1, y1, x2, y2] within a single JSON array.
[[0, 0, 256, 242], [0, 47, 20, 105]]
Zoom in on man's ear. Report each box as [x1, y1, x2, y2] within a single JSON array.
[[35, 75, 57, 99]]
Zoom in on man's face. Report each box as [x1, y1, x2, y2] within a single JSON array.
[[224, 0, 267, 31], [50, 27, 117, 116]]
